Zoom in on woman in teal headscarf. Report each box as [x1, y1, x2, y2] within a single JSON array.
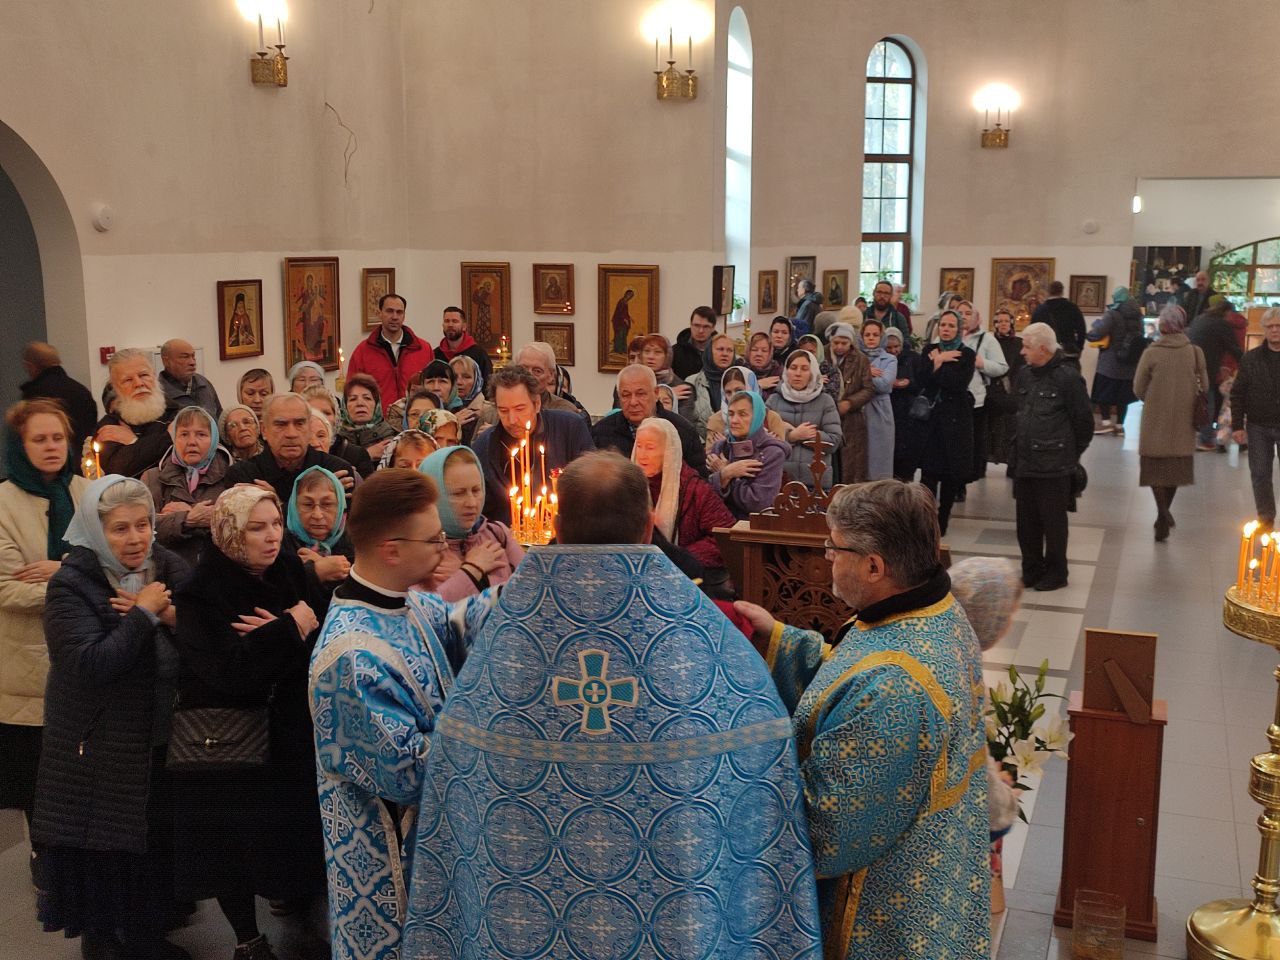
[[706, 389, 791, 519], [418, 446, 524, 600], [0, 400, 89, 831], [142, 405, 233, 567], [33, 473, 189, 959], [284, 465, 352, 587], [702, 366, 790, 453]]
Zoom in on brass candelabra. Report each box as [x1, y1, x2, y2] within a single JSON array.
[[1186, 586, 1280, 958]]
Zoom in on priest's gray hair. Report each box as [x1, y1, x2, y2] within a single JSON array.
[[96, 476, 155, 520], [107, 347, 151, 374], [1020, 322, 1059, 353], [616, 364, 657, 388], [261, 391, 310, 424], [826, 479, 940, 588]]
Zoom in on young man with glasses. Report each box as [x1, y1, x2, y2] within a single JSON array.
[[308, 468, 497, 960]]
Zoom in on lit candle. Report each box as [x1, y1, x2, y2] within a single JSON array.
[[1250, 558, 1262, 601], [1239, 522, 1259, 591], [1261, 535, 1273, 605], [92, 440, 101, 479], [258, 13, 265, 50]]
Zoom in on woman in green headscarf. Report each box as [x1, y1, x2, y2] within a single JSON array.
[[284, 465, 353, 588], [0, 400, 89, 831], [418, 446, 524, 600]]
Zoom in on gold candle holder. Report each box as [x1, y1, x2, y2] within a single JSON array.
[[1186, 586, 1280, 958]]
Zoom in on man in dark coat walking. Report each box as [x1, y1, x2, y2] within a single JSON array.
[[19, 342, 97, 459], [1012, 322, 1094, 592], [1232, 309, 1280, 527], [1183, 270, 1218, 323], [1189, 295, 1243, 450]]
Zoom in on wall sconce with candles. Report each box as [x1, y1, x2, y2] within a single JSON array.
[[237, 0, 289, 87], [973, 82, 1021, 148], [643, 0, 711, 102]]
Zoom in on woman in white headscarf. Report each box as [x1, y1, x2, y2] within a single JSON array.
[[170, 485, 327, 958], [32, 475, 190, 959], [766, 349, 842, 490]]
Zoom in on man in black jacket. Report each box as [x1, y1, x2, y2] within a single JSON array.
[[672, 306, 719, 380], [591, 365, 708, 478], [1183, 270, 1217, 323], [19, 342, 97, 457], [225, 393, 357, 500], [472, 366, 596, 525], [1029, 281, 1087, 365], [1011, 323, 1094, 591], [1189, 296, 1243, 450], [1232, 309, 1280, 526], [95, 348, 173, 478]]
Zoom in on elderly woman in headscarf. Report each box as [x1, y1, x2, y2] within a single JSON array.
[[418, 446, 524, 601], [796, 333, 843, 404], [687, 333, 739, 440], [656, 383, 676, 413], [339, 372, 397, 461], [744, 331, 783, 397], [767, 349, 842, 490], [1134, 304, 1207, 540], [142, 405, 234, 567], [419, 408, 461, 448], [855, 319, 898, 480], [286, 361, 326, 395], [918, 309, 977, 534], [170, 485, 328, 958], [218, 403, 262, 462], [632, 416, 735, 575], [283, 465, 352, 591], [303, 386, 374, 478], [448, 354, 496, 442], [376, 429, 438, 471], [704, 366, 790, 454], [32, 475, 189, 960], [637, 333, 696, 421], [708, 389, 790, 519], [948, 556, 1024, 848], [826, 320, 874, 483], [0, 401, 88, 840]]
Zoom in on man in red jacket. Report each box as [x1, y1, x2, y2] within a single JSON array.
[[346, 293, 433, 404], [433, 305, 493, 382]]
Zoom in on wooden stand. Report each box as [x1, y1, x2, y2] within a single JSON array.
[[1053, 630, 1165, 941]]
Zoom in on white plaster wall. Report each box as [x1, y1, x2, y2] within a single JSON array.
[[1135, 179, 1280, 259]]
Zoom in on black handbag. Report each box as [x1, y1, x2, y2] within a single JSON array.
[[165, 705, 270, 771], [908, 393, 936, 422]]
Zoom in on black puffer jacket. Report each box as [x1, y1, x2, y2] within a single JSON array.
[[1231, 343, 1280, 429], [32, 544, 188, 853], [1011, 352, 1095, 478]]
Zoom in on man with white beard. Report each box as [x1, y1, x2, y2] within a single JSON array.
[[94, 348, 173, 477]]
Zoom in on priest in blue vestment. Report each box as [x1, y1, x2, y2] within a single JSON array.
[[736, 479, 990, 960], [309, 468, 498, 960], [403, 452, 822, 960]]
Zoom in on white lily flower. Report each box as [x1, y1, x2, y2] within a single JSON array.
[[991, 681, 1012, 704], [1010, 737, 1046, 777], [1037, 715, 1072, 758]]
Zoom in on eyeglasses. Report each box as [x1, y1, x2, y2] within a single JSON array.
[[823, 538, 862, 556], [386, 532, 448, 550]]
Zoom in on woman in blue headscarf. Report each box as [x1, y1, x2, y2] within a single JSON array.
[[448, 355, 497, 444], [33, 474, 189, 959], [702, 366, 790, 454], [0, 400, 89, 834], [418, 446, 524, 600], [284, 466, 353, 589], [706, 389, 791, 519], [142, 405, 233, 567]]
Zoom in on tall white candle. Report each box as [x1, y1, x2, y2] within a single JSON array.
[[668, 28, 673, 61], [277, 18, 283, 45], [688, 36, 693, 69], [258, 14, 265, 50], [654, 38, 659, 70]]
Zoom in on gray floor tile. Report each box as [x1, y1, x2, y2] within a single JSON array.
[[1156, 814, 1241, 887], [1162, 719, 1230, 770], [1157, 761, 1236, 821], [997, 908, 1054, 960]]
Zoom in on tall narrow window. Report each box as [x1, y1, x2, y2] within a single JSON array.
[[860, 39, 915, 298], [725, 8, 752, 312]]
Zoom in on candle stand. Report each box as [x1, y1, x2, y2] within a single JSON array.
[[1186, 586, 1280, 959]]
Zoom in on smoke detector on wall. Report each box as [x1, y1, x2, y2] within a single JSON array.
[[90, 203, 114, 233], [1082, 219, 1100, 235]]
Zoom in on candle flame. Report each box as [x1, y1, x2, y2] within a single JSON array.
[[92, 441, 100, 453], [1246, 521, 1260, 536], [1264, 534, 1272, 548], [1251, 558, 1260, 569]]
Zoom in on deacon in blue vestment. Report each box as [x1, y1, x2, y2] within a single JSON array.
[[736, 479, 990, 960], [309, 469, 499, 960], [403, 452, 822, 960]]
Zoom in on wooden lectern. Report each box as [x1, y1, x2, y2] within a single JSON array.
[[1053, 628, 1165, 941]]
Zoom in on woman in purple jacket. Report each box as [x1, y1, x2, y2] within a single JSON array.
[[706, 390, 791, 518]]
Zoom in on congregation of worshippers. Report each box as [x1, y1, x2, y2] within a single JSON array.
[[5, 285, 1096, 960]]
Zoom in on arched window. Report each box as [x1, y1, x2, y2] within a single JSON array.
[[860, 39, 915, 299], [1210, 237, 1280, 309], [725, 7, 752, 312]]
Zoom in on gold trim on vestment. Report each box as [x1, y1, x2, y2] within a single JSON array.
[[765, 620, 786, 669], [853, 593, 954, 631]]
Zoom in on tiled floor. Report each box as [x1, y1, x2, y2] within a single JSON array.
[[0, 404, 1268, 958]]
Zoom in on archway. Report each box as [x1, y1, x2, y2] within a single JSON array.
[[0, 120, 88, 388]]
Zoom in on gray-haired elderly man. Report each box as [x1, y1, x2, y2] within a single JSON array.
[[1011, 321, 1094, 591], [590, 363, 708, 476], [515, 341, 586, 418], [734, 479, 990, 960], [224, 392, 358, 501], [95, 348, 174, 478]]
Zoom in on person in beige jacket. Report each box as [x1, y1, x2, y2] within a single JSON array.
[[0, 399, 89, 827], [1134, 304, 1208, 541]]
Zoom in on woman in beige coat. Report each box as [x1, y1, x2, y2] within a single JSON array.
[[0, 400, 89, 827], [1134, 305, 1207, 541]]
